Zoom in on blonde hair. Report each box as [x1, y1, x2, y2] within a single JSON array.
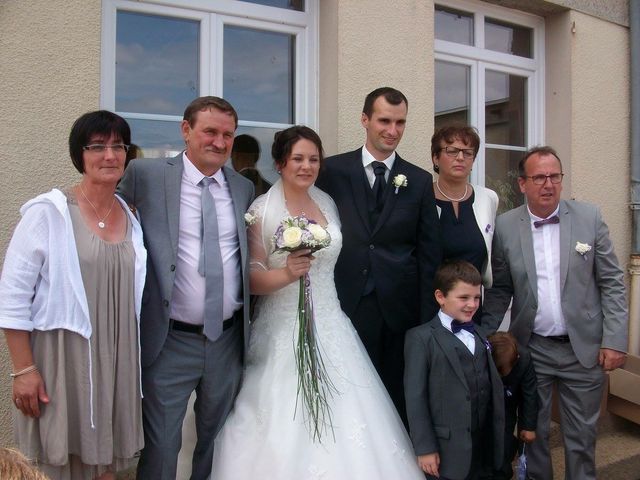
[[0, 448, 50, 480]]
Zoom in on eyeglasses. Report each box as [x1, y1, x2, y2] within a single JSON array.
[[83, 144, 130, 154], [442, 146, 475, 160], [522, 173, 564, 185]]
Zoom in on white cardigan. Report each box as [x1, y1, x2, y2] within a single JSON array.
[[0, 188, 147, 426], [436, 184, 498, 287]]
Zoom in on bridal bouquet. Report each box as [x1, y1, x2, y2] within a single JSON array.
[[273, 215, 336, 441]]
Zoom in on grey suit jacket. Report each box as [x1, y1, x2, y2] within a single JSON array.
[[117, 154, 254, 367], [483, 200, 628, 368], [404, 316, 505, 479]]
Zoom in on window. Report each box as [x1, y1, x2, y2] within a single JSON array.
[[434, 0, 544, 213], [101, 0, 318, 183]]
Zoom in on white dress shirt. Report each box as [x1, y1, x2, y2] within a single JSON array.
[[170, 154, 242, 325], [361, 146, 395, 187], [528, 206, 567, 336], [439, 310, 475, 354]]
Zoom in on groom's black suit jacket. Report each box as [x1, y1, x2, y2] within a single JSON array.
[[316, 148, 442, 331]]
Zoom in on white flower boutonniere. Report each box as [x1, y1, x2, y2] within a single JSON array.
[[392, 174, 408, 194], [244, 211, 257, 226], [575, 241, 592, 260]]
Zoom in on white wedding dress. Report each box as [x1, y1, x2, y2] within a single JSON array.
[[211, 183, 423, 479]]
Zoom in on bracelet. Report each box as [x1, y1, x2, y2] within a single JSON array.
[[10, 365, 38, 378]]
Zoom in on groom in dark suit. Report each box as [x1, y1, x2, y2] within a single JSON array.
[[316, 87, 442, 424], [482, 146, 628, 479], [118, 97, 254, 480]]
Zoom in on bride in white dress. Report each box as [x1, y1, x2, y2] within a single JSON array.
[[211, 126, 423, 479]]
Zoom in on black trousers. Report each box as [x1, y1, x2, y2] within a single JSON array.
[[351, 291, 408, 427]]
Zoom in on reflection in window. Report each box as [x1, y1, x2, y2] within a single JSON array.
[[116, 12, 199, 115], [435, 6, 473, 45], [485, 18, 532, 58], [485, 71, 527, 147], [229, 126, 280, 185], [126, 118, 185, 158], [224, 26, 295, 124], [240, 0, 304, 11], [485, 148, 523, 214], [435, 60, 470, 130]]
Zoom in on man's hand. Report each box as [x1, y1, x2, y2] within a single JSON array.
[[599, 348, 626, 371], [418, 452, 440, 477]]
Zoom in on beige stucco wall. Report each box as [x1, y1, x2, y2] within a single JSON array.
[[565, 11, 631, 274], [0, 0, 102, 446], [328, 0, 435, 169]]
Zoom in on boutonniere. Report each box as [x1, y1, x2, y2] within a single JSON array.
[[575, 241, 592, 261], [244, 211, 257, 226], [392, 174, 408, 194], [483, 338, 491, 351]]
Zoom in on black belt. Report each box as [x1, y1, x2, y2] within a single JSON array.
[[542, 334, 570, 343], [169, 316, 236, 335]]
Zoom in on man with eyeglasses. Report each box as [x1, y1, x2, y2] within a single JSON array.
[[482, 146, 628, 480]]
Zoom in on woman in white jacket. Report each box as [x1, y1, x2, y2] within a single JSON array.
[[0, 111, 146, 480], [431, 124, 498, 324]]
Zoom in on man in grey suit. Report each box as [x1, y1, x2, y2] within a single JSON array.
[[118, 96, 254, 480], [483, 146, 628, 479]]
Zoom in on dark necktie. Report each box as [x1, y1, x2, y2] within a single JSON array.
[[199, 177, 224, 341], [451, 319, 475, 334], [371, 161, 387, 210], [534, 215, 559, 228]]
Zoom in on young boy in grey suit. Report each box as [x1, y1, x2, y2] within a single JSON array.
[[404, 260, 504, 480]]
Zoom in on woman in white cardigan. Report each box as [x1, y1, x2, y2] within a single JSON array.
[[431, 125, 498, 324], [0, 111, 146, 480]]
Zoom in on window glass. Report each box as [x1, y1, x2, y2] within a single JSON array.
[[435, 6, 473, 45], [435, 60, 471, 130], [240, 0, 304, 11], [485, 18, 532, 58], [485, 148, 524, 214], [116, 11, 199, 115], [224, 26, 295, 124], [485, 70, 527, 147], [229, 126, 281, 185], [126, 118, 185, 159]]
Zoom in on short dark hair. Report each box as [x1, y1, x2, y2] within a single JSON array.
[[232, 134, 261, 162], [488, 332, 519, 377], [183, 96, 238, 129], [518, 145, 562, 178], [434, 260, 482, 296], [362, 87, 408, 118], [272, 125, 324, 169], [68, 110, 131, 174], [430, 124, 480, 173]]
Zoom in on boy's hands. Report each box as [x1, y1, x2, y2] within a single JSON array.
[[519, 429, 536, 443], [418, 452, 440, 477]]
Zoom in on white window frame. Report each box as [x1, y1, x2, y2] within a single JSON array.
[[435, 0, 545, 186], [100, 0, 319, 130]]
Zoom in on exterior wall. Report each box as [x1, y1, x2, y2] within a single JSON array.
[[568, 11, 631, 274], [0, 0, 102, 446]]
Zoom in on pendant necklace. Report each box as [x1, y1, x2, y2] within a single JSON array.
[[79, 184, 116, 229], [436, 180, 468, 202]]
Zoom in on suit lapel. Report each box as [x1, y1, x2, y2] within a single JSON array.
[[371, 157, 401, 236], [558, 200, 571, 292], [518, 206, 538, 300], [165, 155, 183, 254], [432, 322, 469, 393], [223, 166, 249, 264], [346, 150, 372, 234]]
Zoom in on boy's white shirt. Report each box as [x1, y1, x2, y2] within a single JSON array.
[[438, 310, 475, 354]]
